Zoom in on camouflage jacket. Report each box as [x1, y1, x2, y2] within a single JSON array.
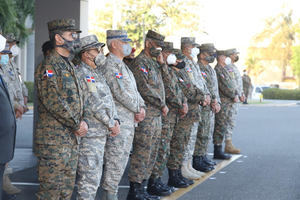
[[76, 61, 118, 136], [242, 74, 252, 89], [225, 63, 243, 97], [130, 50, 165, 117], [98, 53, 145, 127], [35, 50, 84, 145], [215, 64, 238, 102], [198, 62, 221, 104]]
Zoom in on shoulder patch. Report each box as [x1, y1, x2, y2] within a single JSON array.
[[115, 73, 123, 79], [140, 66, 148, 75], [86, 76, 95, 83], [43, 70, 54, 78]]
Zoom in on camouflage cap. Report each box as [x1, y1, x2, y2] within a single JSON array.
[[146, 30, 165, 47], [1, 43, 12, 54], [106, 30, 132, 42], [163, 41, 174, 52], [225, 48, 239, 56], [181, 37, 200, 47], [199, 43, 216, 53], [5, 33, 19, 43], [216, 50, 226, 56], [47, 18, 81, 33], [80, 34, 105, 52], [173, 49, 185, 60]]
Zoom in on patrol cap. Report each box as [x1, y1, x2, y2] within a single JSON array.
[[0, 43, 12, 54], [173, 49, 185, 60], [146, 30, 165, 47], [199, 43, 216, 53], [5, 33, 19, 43], [162, 41, 174, 52], [181, 37, 200, 47], [47, 18, 81, 33], [80, 34, 105, 52], [225, 48, 239, 56], [106, 30, 132, 42], [216, 50, 226, 56]]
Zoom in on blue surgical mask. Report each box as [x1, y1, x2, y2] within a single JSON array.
[[0, 54, 9, 66], [122, 43, 132, 57]]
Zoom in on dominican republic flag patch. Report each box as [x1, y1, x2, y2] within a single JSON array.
[[140, 66, 148, 74], [86, 76, 95, 83], [115, 73, 123, 79], [179, 78, 184, 82], [187, 67, 192, 73], [43, 70, 53, 78], [201, 72, 207, 77]]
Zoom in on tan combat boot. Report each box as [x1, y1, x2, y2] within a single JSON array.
[[225, 140, 241, 154], [181, 161, 202, 180], [187, 159, 205, 177], [3, 175, 21, 194]]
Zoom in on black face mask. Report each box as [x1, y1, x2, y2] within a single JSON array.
[[57, 35, 80, 56], [205, 56, 215, 63], [175, 61, 186, 69], [149, 46, 162, 58], [235, 55, 239, 62]]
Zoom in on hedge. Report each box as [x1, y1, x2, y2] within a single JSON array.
[[24, 81, 34, 103], [262, 88, 300, 100]]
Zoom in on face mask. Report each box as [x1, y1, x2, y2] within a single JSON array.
[[190, 47, 199, 58], [57, 35, 80, 55], [10, 45, 20, 57], [235, 55, 239, 62], [176, 61, 186, 69], [205, 55, 215, 63], [94, 53, 106, 66], [0, 35, 6, 52], [225, 57, 232, 65], [122, 43, 132, 57], [0, 54, 9, 65], [167, 54, 177, 65], [150, 46, 162, 58]]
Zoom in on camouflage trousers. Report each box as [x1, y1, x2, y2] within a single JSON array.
[[167, 116, 195, 170], [151, 112, 178, 179], [183, 122, 199, 162], [225, 103, 239, 140], [102, 124, 135, 194], [76, 133, 107, 199], [128, 115, 162, 183], [213, 101, 235, 145], [194, 109, 215, 156], [36, 142, 79, 200]]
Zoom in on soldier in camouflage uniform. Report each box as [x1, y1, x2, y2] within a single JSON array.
[[242, 69, 252, 104], [178, 37, 211, 176], [128, 30, 167, 200], [193, 43, 221, 172], [75, 35, 121, 200], [224, 48, 243, 154], [98, 30, 146, 200], [213, 50, 238, 160], [34, 19, 88, 199], [147, 42, 188, 197]]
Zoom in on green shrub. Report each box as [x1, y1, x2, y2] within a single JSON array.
[[24, 81, 34, 103], [262, 88, 300, 100]]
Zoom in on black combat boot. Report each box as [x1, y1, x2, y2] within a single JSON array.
[[214, 145, 232, 160], [167, 168, 190, 188], [177, 168, 194, 186], [142, 180, 161, 200], [203, 155, 217, 166], [126, 182, 145, 200], [193, 156, 214, 172], [147, 177, 173, 196]]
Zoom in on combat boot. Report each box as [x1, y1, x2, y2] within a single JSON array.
[[187, 159, 205, 177], [102, 190, 118, 200], [142, 180, 160, 200], [177, 169, 194, 186], [202, 155, 217, 166], [126, 182, 145, 200], [192, 156, 214, 172], [214, 145, 232, 160], [3, 175, 21, 194], [181, 161, 202, 180], [167, 169, 189, 188], [147, 177, 173, 196], [225, 140, 241, 154]]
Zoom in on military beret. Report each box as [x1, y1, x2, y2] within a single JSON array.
[[199, 43, 216, 53], [47, 18, 81, 33], [216, 50, 226, 56], [163, 41, 174, 52], [5, 33, 19, 43], [80, 34, 105, 52], [173, 49, 185, 60], [225, 48, 239, 56], [146, 30, 165, 47], [106, 30, 132, 42], [181, 37, 200, 47]]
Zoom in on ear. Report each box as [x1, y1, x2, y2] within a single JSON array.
[[111, 40, 118, 49], [145, 40, 150, 48], [55, 34, 64, 45]]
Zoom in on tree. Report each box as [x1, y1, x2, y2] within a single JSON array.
[[291, 45, 300, 87]]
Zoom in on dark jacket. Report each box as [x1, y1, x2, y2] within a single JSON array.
[[0, 74, 16, 164]]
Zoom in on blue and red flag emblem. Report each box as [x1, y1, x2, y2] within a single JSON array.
[[43, 70, 53, 78], [140, 66, 148, 75], [115, 73, 123, 79], [201, 71, 207, 77], [179, 78, 184, 82], [86, 76, 95, 83], [187, 67, 192, 73]]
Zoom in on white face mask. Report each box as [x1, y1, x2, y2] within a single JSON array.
[[11, 44, 20, 57], [0, 35, 6, 52], [190, 47, 200, 58], [94, 53, 106, 66], [167, 54, 177, 65], [225, 57, 232, 65]]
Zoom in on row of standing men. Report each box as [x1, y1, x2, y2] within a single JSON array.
[[34, 18, 244, 200]]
